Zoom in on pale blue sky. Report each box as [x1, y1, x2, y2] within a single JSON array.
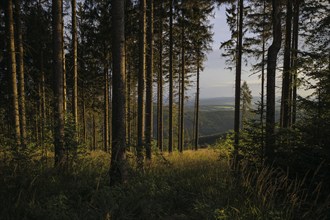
[[199, 5, 310, 99], [199, 6, 262, 98]]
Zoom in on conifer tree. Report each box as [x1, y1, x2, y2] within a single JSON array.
[[137, 0, 146, 165], [265, 0, 282, 162], [52, 0, 66, 167], [5, 0, 21, 148], [109, 0, 127, 186]]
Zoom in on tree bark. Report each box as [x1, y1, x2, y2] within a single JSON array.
[[168, 0, 174, 153], [145, 0, 154, 160], [82, 82, 87, 143], [72, 0, 78, 140], [291, 0, 300, 126], [5, 0, 21, 148], [92, 113, 96, 150], [14, 0, 27, 148], [260, 0, 266, 160], [234, 0, 243, 163], [41, 56, 46, 124], [109, 73, 112, 150], [109, 0, 127, 186], [266, 0, 282, 162], [41, 52, 46, 156], [137, 0, 146, 166], [52, 0, 66, 167], [62, 3, 67, 114], [280, 0, 292, 128], [157, 1, 164, 152], [104, 61, 109, 152], [194, 54, 200, 151], [179, 9, 185, 153]]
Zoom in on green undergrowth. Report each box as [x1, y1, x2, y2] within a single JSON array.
[[0, 149, 325, 219]]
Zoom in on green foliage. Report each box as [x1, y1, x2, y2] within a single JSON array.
[[3, 149, 325, 219], [0, 150, 111, 219]]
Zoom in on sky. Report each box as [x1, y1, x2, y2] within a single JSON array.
[[198, 5, 312, 99], [198, 6, 261, 98]]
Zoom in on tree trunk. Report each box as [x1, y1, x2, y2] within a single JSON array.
[[194, 54, 200, 151], [179, 11, 185, 153], [41, 52, 46, 157], [168, 0, 174, 153], [280, 0, 292, 128], [266, 0, 282, 162], [291, 0, 300, 126], [109, 74, 112, 150], [234, 0, 243, 163], [72, 0, 78, 140], [127, 55, 131, 150], [52, 0, 66, 167], [14, 0, 27, 148], [61, 3, 67, 114], [92, 113, 96, 150], [145, 0, 154, 160], [109, 0, 127, 186], [104, 61, 109, 152], [157, 1, 164, 152], [61, 1, 67, 115], [82, 82, 87, 143], [137, 0, 146, 167], [41, 57, 46, 126], [35, 101, 39, 147], [125, 41, 131, 151], [260, 0, 266, 160], [178, 72, 181, 151], [5, 0, 21, 148]]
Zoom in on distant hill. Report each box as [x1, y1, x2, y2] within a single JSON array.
[[186, 97, 235, 107], [187, 97, 282, 108], [154, 97, 280, 146]]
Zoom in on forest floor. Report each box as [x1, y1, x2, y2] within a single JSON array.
[[0, 148, 323, 219]]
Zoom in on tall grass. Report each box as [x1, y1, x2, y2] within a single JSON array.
[[239, 161, 330, 220], [0, 148, 329, 219]]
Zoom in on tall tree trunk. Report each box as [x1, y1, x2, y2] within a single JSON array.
[[260, 0, 266, 160], [234, 0, 243, 163], [41, 52, 46, 156], [157, 1, 164, 152], [14, 0, 27, 148], [168, 0, 174, 153], [266, 0, 282, 162], [194, 54, 200, 151], [35, 101, 39, 147], [92, 113, 96, 150], [145, 0, 154, 160], [104, 61, 109, 152], [109, 0, 127, 186], [5, 0, 21, 148], [178, 72, 181, 150], [62, 3, 67, 114], [82, 82, 87, 143], [179, 11, 185, 153], [127, 56, 131, 150], [280, 0, 293, 128], [125, 41, 130, 151], [38, 82, 43, 147], [52, 0, 66, 167], [291, 0, 300, 126], [72, 0, 78, 140], [137, 0, 146, 166], [109, 73, 112, 150]]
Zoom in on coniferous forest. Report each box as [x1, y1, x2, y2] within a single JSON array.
[[0, 0, 330, 219]]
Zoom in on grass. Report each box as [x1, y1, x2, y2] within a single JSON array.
[[0, 148, 328, 219]]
